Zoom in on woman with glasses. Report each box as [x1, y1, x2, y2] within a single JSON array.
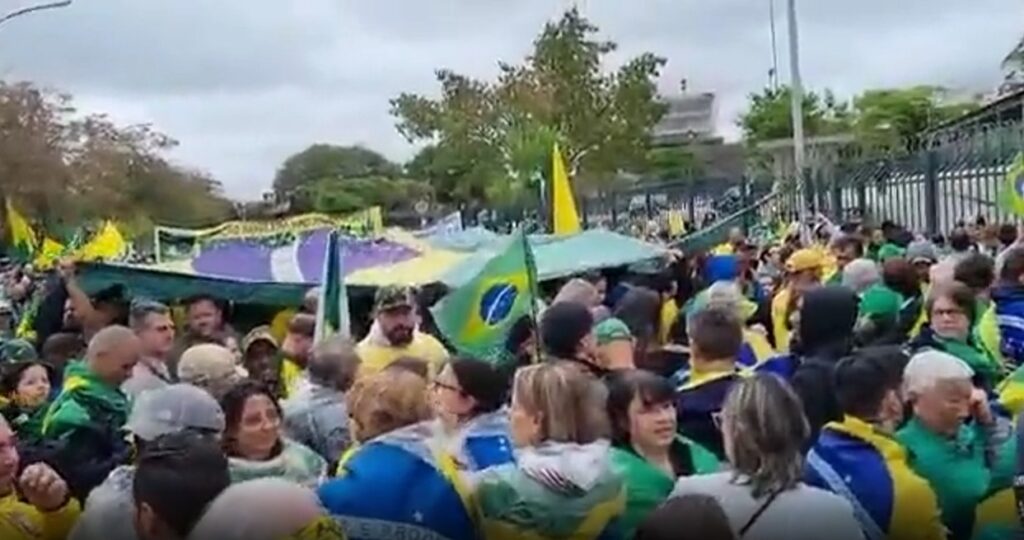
[[671, 374, 862, 540], [606, 370, 718, 538], [475, 362, 624, 540], [910, 282, 1001, 390], [430, 358, 514, 472], [319, 368, 479, 540], [220, 380, 325, 488]]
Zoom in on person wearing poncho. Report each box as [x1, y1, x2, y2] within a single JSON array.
[[475, 363, 625, 540], [42, 326, 138, 501]]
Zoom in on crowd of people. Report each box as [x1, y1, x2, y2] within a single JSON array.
[[0, 216, 1021, 539]]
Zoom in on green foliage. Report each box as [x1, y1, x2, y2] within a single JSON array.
[[738, 85, 851, 144], [0, 81, 232, 237], [273, 144, 401, 208], [391, 8, 667, 207], [311, 176, 433, 214], [852, 86, 978, 152], [646, 146, 702, 182]]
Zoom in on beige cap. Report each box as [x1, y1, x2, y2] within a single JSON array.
[[178, 344, 247, 388]]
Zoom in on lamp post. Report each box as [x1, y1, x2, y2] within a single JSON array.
[[786, 0, 809, 241], [0, 0, 71, 29]]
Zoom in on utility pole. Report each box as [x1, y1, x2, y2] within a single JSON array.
[[786, 0, 809, 240], [0, 1, 71, 29], [768, 0, 780, 91]]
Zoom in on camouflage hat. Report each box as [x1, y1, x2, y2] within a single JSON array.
[[374, 285, 415, 313], [0, 339, 37, 363]]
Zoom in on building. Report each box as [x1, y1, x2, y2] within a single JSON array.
[[652, 92, 721, 146]]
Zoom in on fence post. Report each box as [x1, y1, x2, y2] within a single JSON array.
[[580, 195, 590, 229], [830, 169, 842, 223], [610, 192, 618, 229], [740, 176, 751, 233], [924, 149, 939, 235]]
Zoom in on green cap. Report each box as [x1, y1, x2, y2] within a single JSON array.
[[858, 283, 903, 318], [595, 318, 632, 346], [0, 339, 37, 363], [877, 243, 906, 262], [374, 285, 416, 312]]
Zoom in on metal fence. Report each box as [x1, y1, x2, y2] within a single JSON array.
[[786, 122, 1024, 234]]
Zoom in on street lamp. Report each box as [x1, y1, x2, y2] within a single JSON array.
[[0, 0, 71, 29], [786, 0, 809, 241]]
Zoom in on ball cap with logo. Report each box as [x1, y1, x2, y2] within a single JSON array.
[[126, 383, 226, 441], [375, 285, 416, 313]]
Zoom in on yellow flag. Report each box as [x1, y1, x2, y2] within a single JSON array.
[[33, 237, 66, 270], [551, 143, 581, 235], [4, 199, 36, 262], [75, 221, 127, 262], [667, 210, 685, 237]]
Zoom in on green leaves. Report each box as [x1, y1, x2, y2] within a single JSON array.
[[390, 8, 666, 208]]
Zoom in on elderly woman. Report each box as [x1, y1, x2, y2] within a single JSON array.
[[671, 374, 862, 540], [897, 350, 1014, 540], [841, 258, 880, 295], [607, 370, 718, 537], [319, 368, 477, 540], [911, 282, 1001, 390], [283, 335, 361, 465], [474, 363, 624, 540], [220, 381, 326, 488]]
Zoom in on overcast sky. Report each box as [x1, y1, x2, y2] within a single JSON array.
[[0, 0, 1020, 200]]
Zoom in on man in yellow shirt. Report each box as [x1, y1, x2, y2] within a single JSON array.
[[356, 286, 449, 378], [771, 248, 823, 352]]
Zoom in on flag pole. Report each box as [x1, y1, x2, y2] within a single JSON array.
[[520, 228, 543, 364]]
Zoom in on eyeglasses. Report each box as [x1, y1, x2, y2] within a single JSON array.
[[431, 380, 463, 394], [932, 308, 966, 318]]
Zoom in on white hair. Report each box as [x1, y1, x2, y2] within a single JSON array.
[[703, 281, 745, 316], [188, 479, 324, 540], [842, 259, 881, 294], [903, 350, 974, 396]]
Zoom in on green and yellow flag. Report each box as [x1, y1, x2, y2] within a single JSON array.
[[552, 143, 581, 235], [999, 152, 1024, 216], [4, 199, 36, 262], [433, 230, 538, 363], [74, 220, 127, 262]]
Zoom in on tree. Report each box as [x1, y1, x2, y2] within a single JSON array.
[[851, 86, 977, 152], [311, 176, 433, 214], [738, 86, 851, 144], [0, 81, 232, 240], [272, 144, 401, 208], [391, 9, 667, 207]]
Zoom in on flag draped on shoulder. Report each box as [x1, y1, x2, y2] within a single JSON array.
[[315, 230, 350, 342], [551, 143, 581, 235], [433, 230, 538, 363], [5, 199, 36, 262], [999, 152, 1024, 216]]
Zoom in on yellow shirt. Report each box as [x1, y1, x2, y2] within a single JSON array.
[[279, 357, 303, 399], [771, 287, 793, 352], [355, 332, 449, 378], [659, 298, 679, 345], [270, 309, 298, 345], [0, 492, 80, 540]]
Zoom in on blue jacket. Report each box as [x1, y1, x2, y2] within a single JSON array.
[[804, 416, 945, 540], [318, 423, 477, 540], [993, 284, 1024, 368]]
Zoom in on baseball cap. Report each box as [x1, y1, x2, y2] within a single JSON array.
[[126, 384, 226, 441], [241, 325, 278, 353], [177, 344, 247, 388], [785, 249, 823, 273], [374, 285, 415, 312], [594, 318, 632, 346], [0, 339, 37, 363], [906, 240, 938, 264]]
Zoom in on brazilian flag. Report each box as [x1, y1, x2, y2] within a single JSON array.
[[999, 152, 1024, 216], [433, 230, 538, 363]]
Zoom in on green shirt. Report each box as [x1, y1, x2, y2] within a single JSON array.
[[896, 418, 1008, 539]]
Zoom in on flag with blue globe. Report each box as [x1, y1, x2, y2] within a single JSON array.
[[433, 230, 538, 363], [999, 152, 1024, 216]]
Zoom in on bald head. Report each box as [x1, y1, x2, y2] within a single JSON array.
[[87, 325, 141, 387], [188, 479, 324, 540]]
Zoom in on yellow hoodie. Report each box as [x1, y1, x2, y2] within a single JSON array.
[[0, 492, 79, 540]]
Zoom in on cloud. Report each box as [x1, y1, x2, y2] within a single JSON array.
[[0, 0, 1019, 199]]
